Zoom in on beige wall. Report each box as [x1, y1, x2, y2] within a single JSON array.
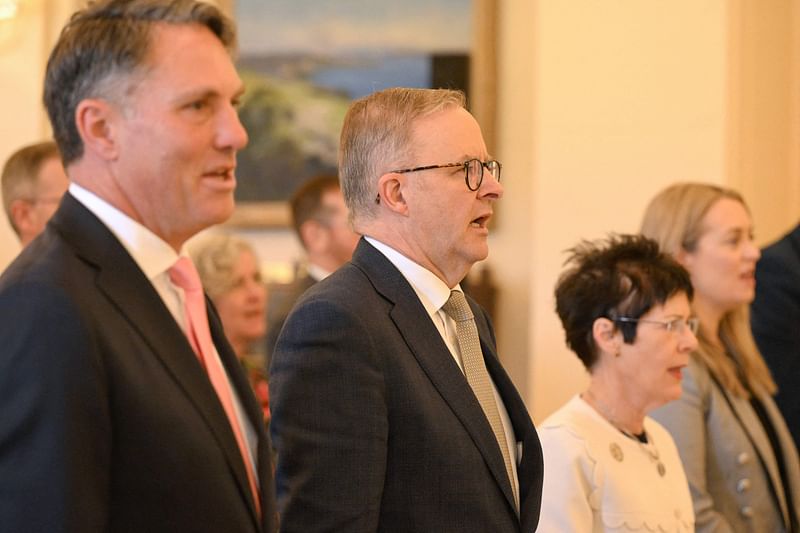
[[727, 0, 800, 246], [520, 1, 730, 420], [1, 0, 798, 424], [498, 0, 800, 421], [0, 0, 49, 266], [0, 0, 76, 267]]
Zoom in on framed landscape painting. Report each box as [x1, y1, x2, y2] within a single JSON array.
[[227, 0, 495, 227]]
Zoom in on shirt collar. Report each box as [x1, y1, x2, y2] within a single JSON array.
[[364, 236, 460, 318], [68, 183, 183, 280], [306, 262, 332, 282]]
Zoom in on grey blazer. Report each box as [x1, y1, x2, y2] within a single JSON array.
[[651, 356, 800, 532]]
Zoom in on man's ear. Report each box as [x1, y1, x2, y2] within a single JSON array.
[[376, 172, 408, 215], [8, 198, 32, 236], [74, 98, 120, 161], [592, 317, 622, 357]]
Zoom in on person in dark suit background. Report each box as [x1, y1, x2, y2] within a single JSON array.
[[752, 223, 800, 447], [0, 1, 276, 531], [270, 87, 543, 532], [264, 174, 358, 361], [1, 140, 68, 248]]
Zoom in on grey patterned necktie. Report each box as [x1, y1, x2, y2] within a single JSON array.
[[441, 290, 518, 512]]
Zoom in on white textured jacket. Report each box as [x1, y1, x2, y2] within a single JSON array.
[[538, 395, 694, 532]]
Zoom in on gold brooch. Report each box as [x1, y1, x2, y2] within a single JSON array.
[[609, 442, 624, 462]]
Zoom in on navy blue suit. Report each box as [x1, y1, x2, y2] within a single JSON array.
[[0, 194, 277, 532], [270, 238, 543, 532], [752, 223, 800, 448]]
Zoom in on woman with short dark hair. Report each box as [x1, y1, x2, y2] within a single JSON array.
[[539, 234, 697, 531]]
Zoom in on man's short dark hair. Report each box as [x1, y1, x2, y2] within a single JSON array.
[[44, 0, 236, 165], [554, 234, 693, 370], [290, 174, 341, 247]]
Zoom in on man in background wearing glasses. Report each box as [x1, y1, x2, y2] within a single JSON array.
[[270, 87, 543, 532], [1, 141, 68, 249]]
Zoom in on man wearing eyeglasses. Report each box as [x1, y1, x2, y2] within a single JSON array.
[[270, 87, 543, 532], [1, 141, 68, 249]]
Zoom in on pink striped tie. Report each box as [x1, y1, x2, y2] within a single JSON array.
[[169, 257, 261, 518]]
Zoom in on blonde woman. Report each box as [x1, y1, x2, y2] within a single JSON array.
[[642, 183, 800, 532]]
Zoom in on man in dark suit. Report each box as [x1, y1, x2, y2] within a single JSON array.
[[752, 223, 800, 447], [270, 88, 543, 532], [0, 1, 276, 531], [265, 175, 358, 361]]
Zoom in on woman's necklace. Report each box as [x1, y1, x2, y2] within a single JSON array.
[[618, 427, 666, 477], [582, 390, 666, 477]]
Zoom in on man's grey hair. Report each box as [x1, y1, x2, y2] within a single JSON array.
[[338, 87, 466, 222], [44, 0, 236, 166]]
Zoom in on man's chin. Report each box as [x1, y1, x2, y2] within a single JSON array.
[[469, 243, 490, 263], [208, 200, 236, 225]]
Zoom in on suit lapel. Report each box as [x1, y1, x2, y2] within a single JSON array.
[[714, 377, 789, 527], [478, 320, 542, 529], [208, 299, 271, 524], [353, 240, 519, 516], [208, 301, 264, 442], [52, 195, 260, 527]]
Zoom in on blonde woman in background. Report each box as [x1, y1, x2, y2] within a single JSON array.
[[642, 183, 800, 532], [192, 233, 270, 423]]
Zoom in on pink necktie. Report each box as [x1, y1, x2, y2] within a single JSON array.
[[169, 257, 261, 518]]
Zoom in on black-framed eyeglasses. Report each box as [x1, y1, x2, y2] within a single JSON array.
[[615, 316, 700, 335], [389, 158, 502, 191]]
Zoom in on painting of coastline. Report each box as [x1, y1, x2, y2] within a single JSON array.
[[233, 0, 473, 222]]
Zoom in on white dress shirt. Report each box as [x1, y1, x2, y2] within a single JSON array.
[[68, 184, 259, 480], [365, 236, 519, 507]]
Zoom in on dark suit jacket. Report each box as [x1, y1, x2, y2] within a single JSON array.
[[270, 239, 543, 532], [752, 223, 800, 447], [0, 194, 277, 532], [264, 273, 316, 365]]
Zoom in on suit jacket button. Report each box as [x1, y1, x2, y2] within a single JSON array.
[[737, 478, 751, 492], [740, 506, 754, 518], [737, 452, 750, 465]]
